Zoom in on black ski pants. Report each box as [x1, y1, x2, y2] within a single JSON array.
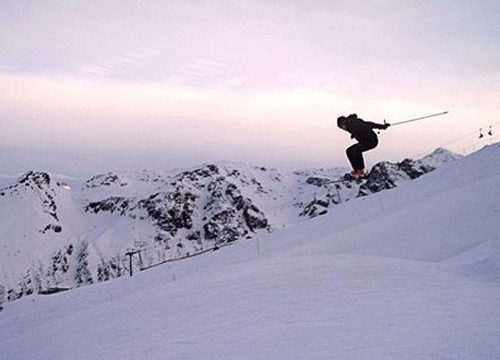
[[346, 139, 378, 171]]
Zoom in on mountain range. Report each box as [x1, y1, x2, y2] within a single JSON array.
[[0, 148, 460, 302], [1, 144, 500, 359]]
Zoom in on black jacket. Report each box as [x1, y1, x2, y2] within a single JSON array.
[[345, 117, 386, 145]]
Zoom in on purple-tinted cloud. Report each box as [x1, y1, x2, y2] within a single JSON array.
[[0, 0, 499, 176]]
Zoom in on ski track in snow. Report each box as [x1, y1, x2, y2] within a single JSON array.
[[1, 145, 500, 359]]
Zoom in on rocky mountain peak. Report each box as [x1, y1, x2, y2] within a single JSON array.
[[18, 171, 52, 187], [0, 148, 463, 301]]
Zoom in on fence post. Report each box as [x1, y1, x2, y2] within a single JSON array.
[[126, 251, 134, 277], [138, 250, 144, 270]]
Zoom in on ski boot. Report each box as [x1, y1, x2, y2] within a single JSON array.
[[344, 169, 368, 180]]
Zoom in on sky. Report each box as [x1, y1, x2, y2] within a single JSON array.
[[1, 0, 499, 177]]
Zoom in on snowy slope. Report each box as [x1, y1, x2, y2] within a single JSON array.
[[0, 172, 86, 291], [0, 150, 459, 299], [0, 145, 498, 359]]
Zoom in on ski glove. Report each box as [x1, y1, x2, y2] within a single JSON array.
[[381, 123, 390, 130]]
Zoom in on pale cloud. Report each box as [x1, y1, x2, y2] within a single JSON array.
[[1, 71, 497, 158], [0, 0, 499, 175], [169, 58, 234, 86], [77, 49, 161, 78]]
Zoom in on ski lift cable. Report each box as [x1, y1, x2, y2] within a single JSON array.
[[411, 130, 478, 159], [411, 121, 500, 159]]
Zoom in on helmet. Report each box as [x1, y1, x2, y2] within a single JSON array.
[[346, 113, 358, 121], [337, 116, 347, 128]]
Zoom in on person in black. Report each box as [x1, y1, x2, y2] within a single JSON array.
[[337, 113, 390, 178]]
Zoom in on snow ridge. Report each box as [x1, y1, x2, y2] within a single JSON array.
[[0, 150, 460, 301]]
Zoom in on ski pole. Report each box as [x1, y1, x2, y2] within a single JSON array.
[[388, 111, 449, 127]]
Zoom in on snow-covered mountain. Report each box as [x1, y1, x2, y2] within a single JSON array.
[[1, 144, 499, 359], [0, 148, 461, 301]]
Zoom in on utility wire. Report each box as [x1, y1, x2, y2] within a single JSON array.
[[411, 121, 499, 159]]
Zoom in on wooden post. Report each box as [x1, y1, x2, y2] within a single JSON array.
[[378, 193, 384, 211], [138, 250, 143, 270]]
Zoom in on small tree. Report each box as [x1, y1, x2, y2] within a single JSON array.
[[75, 241, 93, 287]]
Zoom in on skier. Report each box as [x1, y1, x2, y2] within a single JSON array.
[[337, 113, 390, 179]]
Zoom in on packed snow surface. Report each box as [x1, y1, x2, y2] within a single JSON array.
[[1, 145, 499, 359]]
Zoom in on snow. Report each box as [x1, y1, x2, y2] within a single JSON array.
[[418, 147, 463, 168], [1, 144, 500, 359], [1, 153, 446, 293]]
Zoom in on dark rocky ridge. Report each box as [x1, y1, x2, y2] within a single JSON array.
[[84, 165, 269, 248], [299, 155, 447, 218]]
